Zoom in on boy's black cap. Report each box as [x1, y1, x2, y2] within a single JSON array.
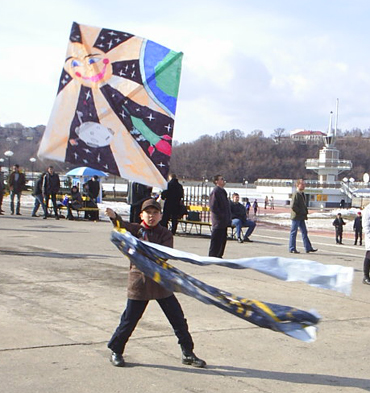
[[141, 198, 161, 212]]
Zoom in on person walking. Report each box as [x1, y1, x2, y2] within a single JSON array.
[[270, 196, 275, 210], [160, 174, 184, 235], [289, 179, 317, 254], [208, 174, 231, 258], [362, 203, 370, 285], [42, 166, 60, 220], [353, 212, 363, 246], [333, 212, 346, 244], [105, 199, 206, 368], [253, 199, 259, 216], [230, 193, 256, 243], [31, 173, 47, 217], [245, 198, 251, 218], [8, 164, 26, 215], [0, 165, 4, 214]]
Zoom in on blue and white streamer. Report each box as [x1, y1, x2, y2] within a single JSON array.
[[111, 229, 353, 342]]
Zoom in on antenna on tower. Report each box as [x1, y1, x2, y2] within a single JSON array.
[[334, 98, 339, 137]]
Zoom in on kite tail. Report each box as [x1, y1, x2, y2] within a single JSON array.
[[111, 230, 320, 342]]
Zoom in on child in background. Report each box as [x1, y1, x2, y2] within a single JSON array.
[[333, 212, 346, 244]]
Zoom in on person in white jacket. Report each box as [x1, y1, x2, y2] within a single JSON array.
[[362, 203, 370, 284]]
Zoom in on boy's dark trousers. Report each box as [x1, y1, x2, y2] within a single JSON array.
[[335, 227, 343, 244], [108, 295, 194, 355]]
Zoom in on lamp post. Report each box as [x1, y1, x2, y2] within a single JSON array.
[[4, 150, 14, 175], [30, 157, 36, 187], [342, 177, 349, 207]]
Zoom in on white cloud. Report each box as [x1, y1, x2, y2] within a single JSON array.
[[1, 0, 370, 140]]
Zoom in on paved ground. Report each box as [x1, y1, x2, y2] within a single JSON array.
[[1, 204, 370, 393]]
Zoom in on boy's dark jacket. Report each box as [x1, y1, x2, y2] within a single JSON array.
[[112, 214, 173, 301]]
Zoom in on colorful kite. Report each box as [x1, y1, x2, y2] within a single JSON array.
[[111, 229, 354, 342], [38, 22, 183, 188]]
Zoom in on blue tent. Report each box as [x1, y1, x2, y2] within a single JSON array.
[[65, 167, 108, 202], [65, 167, 108, 177]]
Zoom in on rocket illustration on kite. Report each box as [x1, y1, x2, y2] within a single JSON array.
[[38, 22, 183, 188]]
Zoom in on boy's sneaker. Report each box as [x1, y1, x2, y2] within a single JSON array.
[[182, 352, 206, 368], [110, 352, 125, 367]]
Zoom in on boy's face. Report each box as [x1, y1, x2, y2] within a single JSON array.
[[140, 207, 162, 227]]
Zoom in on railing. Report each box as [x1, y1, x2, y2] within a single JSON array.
[[183, 184, 211, 207], [305, 158, 353, 170]]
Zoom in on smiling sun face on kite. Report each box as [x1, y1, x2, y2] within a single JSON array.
[[65, 44, 112, 88]]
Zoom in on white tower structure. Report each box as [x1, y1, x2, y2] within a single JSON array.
[[305, 99, 352, 183]]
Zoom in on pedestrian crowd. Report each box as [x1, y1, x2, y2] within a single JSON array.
[[0, 164, 100, 221]]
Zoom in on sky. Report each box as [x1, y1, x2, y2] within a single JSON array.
[[1, 0, 370, 143]]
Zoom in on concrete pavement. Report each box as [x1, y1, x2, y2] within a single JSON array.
[[1, 206, 370, 392]]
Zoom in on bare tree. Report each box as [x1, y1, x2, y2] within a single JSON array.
[[272, 127, 286, 143]]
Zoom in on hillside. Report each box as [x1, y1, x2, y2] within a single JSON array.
[[1, 124, 369, 182]]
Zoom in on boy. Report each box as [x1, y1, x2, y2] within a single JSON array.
[[333, 212, 346, 244], [105, 199, 206, 368]]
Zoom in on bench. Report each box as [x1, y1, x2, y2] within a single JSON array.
[[177, 218, 212, 235], [47, 194, 100, 220], [173, 205, 241, 238], [57, 204, 100, 219], [175, 205, 212, 235]]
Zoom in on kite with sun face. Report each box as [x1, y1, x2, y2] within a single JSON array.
[[38, 22, 183, 188]]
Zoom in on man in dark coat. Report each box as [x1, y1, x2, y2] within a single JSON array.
[[105, 199, 205, 368], [208, 174, 231, 258], [85, 175, 100, 202], [354, 211, 363, 246], [160, 174, 184, 235], [128, 182, 152, 223], [31, 173, 47, 217], [289, 179, 317, 254], [42, 166, 60, 220], [8, 164, 26, 215]]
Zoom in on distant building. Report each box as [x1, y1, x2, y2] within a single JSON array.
[[290, 129, 326, 143]]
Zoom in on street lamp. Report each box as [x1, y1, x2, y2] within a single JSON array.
[[342, 177, 354, 208], [30, 157, 36, 187], [4, 150, 14, 174]]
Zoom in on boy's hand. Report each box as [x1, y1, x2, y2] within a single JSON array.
[[105, 208, 116, 219]]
